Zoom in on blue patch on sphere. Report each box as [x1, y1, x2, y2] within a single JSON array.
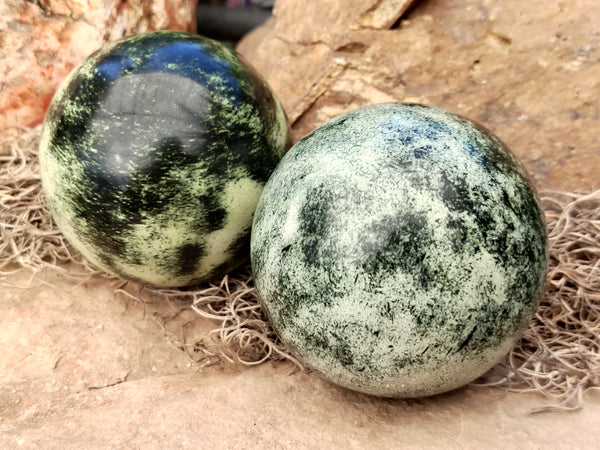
[[251, 102, 548, 398], [39, 31, 292, 288]]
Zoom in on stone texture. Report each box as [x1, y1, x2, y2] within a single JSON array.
[[251, 103, 548, 398], [2, 0, 600, 446], [2, 270, 599, 448], [0, 0, 198, 132], [238, 0, 600, 191], [38, 31, 291, 288], [357, 0, 420, 29]]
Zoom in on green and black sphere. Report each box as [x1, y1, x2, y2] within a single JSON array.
[[251, 103, 548, 398], [39, 31, 291, 287]]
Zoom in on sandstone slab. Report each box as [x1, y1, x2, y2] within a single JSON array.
[[2, 270, 599, 448], [238, 0, 600, 191]]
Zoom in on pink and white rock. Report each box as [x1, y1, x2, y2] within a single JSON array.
[[0, 0, 198, 133]]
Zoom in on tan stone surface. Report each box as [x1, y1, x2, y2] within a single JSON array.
[[238, 0, 600, 192], [2, 0, 600, 447], [2, 270, 599, 449], [0, 0, 198, 132]]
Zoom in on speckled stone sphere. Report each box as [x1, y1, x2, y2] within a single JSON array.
[[39, 31, 291, 288], [251, 103, 548, 398]]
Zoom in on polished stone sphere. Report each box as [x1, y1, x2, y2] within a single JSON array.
[[40, 31, 291, 287], [251, 103, 548, 398]]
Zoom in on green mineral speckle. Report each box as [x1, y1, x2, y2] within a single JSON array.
[[39, 31, 291, 288], [251, 103, 548, 398]]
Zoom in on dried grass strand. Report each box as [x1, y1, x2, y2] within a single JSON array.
[[1, 126, 598, 411], [0, 126, 93, 274], [475, 190, 600, 412]]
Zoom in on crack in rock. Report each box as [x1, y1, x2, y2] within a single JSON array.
[[86, 371, 130, 390]]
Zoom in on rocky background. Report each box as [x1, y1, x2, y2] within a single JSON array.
[[239, 0, 600, 192], [1, 0, 600, 447]]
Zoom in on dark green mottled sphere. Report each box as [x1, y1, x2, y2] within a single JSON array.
[[39, 31, 291, 287], [251, 103, 548, 398]]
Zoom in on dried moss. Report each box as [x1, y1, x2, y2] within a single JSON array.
[[1, 126, 598, 411]]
